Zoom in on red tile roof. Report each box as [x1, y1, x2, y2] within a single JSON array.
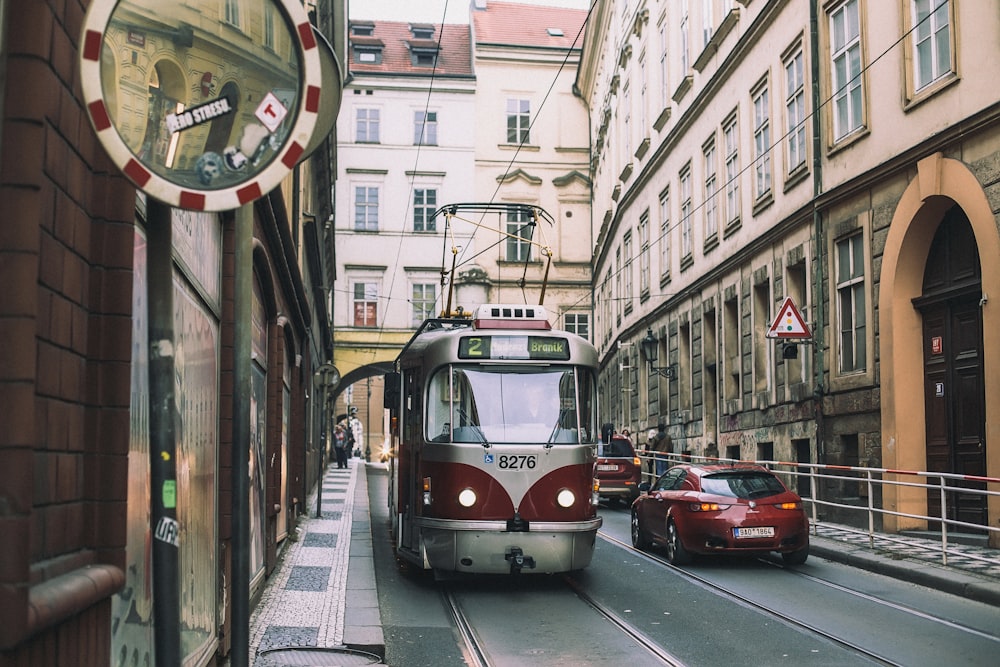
[[472, 1, 588, 49], [348, 20, 473, 77]]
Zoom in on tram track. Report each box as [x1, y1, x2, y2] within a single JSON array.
[[441, 576, 687, 667], [599, 531, 907, 667]]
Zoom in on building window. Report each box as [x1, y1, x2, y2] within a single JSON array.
[[623, 82, 632, 159], [414, 111, 438, 145], [639, 211, 650, 296], [615, 245, 622, 322], [659, 22, 669, 109], [830, 0, 863, 140], [702, 0, 714, 47], [912, 0, 952, 91], [263, 5, 275, 49], [723, 113, 740, 227], [680, 165, 692, 259], [752, 83, 771, 199], [639, 52, 648, 136], [680, 0, 690, 73], [505, 208, 533, 261], [356, 108, 380, 143], [224, 0, 241, 28], [836, 232, 866, 372], [659, 189, 671, 280], [623, 231, 634, 314], [784, 46, 807, 173], [413, 189, 437, 231], [411, 47, 438, 67], [703, 137, 718, 240], [565, 312, 591, 340], [353, 282, 379, 327], [411, 283, 436, 325], [354, 47, 382, 64], [506, 98, 531, 144], [354, 186, 379, 231]]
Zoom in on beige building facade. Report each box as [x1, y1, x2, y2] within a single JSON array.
[[577, 0, 998, 542]]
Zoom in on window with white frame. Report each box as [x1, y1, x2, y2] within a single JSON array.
[[830, 0, 863, 140], [411, 283, 437, 325], [703, 0, 714, 47], [639, 211, 650, 295], [414, 111, 438, 145], [680, 0, 690, 72], [623, 81, 632, 159], [356, 108, 380, 143], [659, 21, 669, 109], [615, 245, 622, 322], [836, 232, 866, 373], [623, 230, 634, 313], [413, 189, 437, 231], [354, 186, 379, 231], [506, 98, 530, 144], [680, 165, 692, 259], [912, 0, 952, 91], [639, 52, 648, 134], [703, 136, 718, 240], [224, 0, 241, 28], [505, 208, 532, 261], [784, 46, 807, 174], [723, 113, 740, 226], [603, 271, 612, 337], [752, 83, 771, 199], [659, 189, 671, 279], [352, 281, 379, 327], [565, 312, 591, 341]]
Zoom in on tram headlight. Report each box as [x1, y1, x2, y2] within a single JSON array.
[[458, 488, 477, 507], [556, 488, 576, 508]]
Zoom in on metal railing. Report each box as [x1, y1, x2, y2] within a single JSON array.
[[637, 451, 1000, 567]]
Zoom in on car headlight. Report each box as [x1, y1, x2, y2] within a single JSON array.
[[556, 488, 576, 508], [458, 488, 477, 507]]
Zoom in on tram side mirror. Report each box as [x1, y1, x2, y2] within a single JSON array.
[[383, 372, 400, 417]]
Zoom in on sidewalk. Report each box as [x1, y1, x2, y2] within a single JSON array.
[[249, 459, 384, 666]]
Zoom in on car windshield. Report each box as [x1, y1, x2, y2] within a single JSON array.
[[426, 365, 596, 444], [700, 471, 787, 499]]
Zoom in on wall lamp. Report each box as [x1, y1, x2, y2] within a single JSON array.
[[640, 327, 674, 378]]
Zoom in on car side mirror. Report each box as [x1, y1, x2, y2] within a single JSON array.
[[638, 482, 651, 493]]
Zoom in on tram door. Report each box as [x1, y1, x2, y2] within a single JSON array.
[[916, 206, 987, 530], [398, 369, 420, 551]]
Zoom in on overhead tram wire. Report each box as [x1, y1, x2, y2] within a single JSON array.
[[553, 2, 948, 320]]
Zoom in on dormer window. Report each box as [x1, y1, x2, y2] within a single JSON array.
[[411, 47, 438, 67], [351, 22, 374, 37], [354, 46, 382, 64], [410, 23, 435, 40]]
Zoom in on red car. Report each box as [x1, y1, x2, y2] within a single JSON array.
[[630, 463, 810, 565], [595, 435, 642, 507]]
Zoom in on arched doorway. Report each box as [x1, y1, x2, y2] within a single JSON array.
[[880, 153, 1000, 545], [912, 206, 986, 529]]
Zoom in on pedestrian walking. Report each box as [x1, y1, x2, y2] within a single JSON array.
[[333, 423, 348, 469], [649, 422, 671, 476]]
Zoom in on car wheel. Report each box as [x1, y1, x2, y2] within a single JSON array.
[[631, 510, 652, 550], [781, 545, 809, 566], [666, 520, 692, 565]]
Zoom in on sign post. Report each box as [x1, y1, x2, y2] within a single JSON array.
[[79, 2, 324, 665]]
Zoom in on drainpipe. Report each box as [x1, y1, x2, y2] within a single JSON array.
[[810, 1, 827, 462]]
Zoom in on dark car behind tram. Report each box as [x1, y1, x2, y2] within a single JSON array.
[[595, 435, 643, 507]]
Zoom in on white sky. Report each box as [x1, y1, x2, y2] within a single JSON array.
[[349, 0, 592, 25]]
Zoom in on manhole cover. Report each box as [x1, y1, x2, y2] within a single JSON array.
[[257, 646, 382, 666]]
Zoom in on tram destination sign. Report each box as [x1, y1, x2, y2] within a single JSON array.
[[459, 336, 570, 361]]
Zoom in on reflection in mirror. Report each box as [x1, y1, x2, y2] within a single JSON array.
[[99, 0, 301, 190]]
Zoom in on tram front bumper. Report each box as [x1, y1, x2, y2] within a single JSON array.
[[415, 517, 602, 575]]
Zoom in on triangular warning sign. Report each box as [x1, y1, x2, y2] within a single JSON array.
[[767, 297, 812, 339]]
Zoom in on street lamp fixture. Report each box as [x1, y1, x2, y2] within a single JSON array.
[[640, 327, 674, 379]]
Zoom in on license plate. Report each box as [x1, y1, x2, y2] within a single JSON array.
[[733, 526, 775, 539], [596, 464, 617, 471]]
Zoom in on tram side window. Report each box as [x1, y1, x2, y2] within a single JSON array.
[[427, 369, 451, 441]]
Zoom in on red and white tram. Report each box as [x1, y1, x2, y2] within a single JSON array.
[[384, 303, 602, 576]]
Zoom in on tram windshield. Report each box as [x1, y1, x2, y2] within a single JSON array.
[[426, 366, 596, 444]]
